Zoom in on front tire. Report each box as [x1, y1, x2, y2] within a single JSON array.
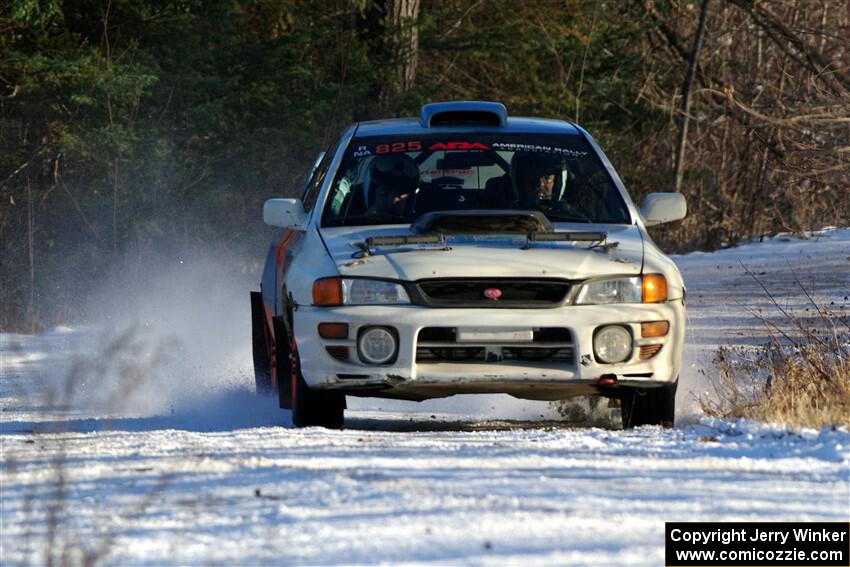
[[290, 337, 345, 429], [274, 316, 293, 409], [274, 310, 344, 429], [620, 380, 677, 428]]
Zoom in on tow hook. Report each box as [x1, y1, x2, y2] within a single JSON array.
[[485, 347, 503, 362], [596, 374, 618, 386]]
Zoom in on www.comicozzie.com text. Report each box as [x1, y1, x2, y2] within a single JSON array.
[[669, 527, 848, 546]]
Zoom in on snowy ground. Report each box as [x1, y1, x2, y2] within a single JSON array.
[[1, 229, 849, 566]]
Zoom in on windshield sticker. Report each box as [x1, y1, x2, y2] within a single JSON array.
[[375, 141, 422, 154], [427, 142, 490, 151], [491, 142, 588, 157], [352, 145, 371, 157], [421, 168, 474, 177]]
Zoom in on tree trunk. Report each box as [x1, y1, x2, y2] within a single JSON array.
[[390, 0, 420, 92], [27, 176, 36, 332], [673, 0, 710, 193], [380, 0, 421, 104]]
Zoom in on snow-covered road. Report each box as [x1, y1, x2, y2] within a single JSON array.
[[2, 229, 848, 566]]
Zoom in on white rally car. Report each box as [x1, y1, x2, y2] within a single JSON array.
[[251, 101, 687, 429]]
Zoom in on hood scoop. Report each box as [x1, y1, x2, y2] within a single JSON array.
[[411, 210, 553, 235]]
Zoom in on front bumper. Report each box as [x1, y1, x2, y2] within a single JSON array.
[[294, 300, 685, 401]]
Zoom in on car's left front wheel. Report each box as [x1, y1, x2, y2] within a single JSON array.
[[289, 332, 345, 429], [620, 380, 677, 428]]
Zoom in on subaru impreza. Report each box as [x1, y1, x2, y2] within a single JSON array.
[[251, 101, 687, 428]]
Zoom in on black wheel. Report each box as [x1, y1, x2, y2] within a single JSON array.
[[250, 292, 272, 395], [273, 316, 293, 409], [289, 334, 345, 429], [620, 380, 677, 428]]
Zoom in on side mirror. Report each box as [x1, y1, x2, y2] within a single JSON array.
[[640, 193, 687, 226], [264, 198, 306, 229]]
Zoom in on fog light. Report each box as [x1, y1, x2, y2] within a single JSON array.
[[357, 327, 398, 364], [593, 325, 632, 363]]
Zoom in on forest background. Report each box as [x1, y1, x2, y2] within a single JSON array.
[[1, 0, 848, 331]]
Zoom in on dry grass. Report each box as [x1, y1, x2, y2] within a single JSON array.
[[701, 275, 850, 428]]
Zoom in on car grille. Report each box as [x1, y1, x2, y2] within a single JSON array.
[[415, 327, 575, 365], [414, 279, 571, 307]]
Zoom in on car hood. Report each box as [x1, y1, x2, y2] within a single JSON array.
[[319, 224, 644, 281]]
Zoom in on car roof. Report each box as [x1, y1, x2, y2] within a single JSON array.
[[352, 116, 583, 138]]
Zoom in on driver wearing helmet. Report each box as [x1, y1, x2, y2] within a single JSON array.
[[364, 153, 419, 218], [512, 153, 562, 209]]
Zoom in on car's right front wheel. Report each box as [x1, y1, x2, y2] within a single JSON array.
[[620, 381, 677, 428]]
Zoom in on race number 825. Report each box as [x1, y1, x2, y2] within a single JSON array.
[[375, 141, 422, 154]]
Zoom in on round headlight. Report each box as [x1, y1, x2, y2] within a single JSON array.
[[358, 327, 398, 365], [593, 325, 632, 363]]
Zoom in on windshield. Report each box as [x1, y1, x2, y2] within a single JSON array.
[[321, 134, 631, 227]]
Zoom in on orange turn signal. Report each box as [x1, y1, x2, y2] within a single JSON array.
[[313, 277, 343, 306], [318, 322, 349, 339], [642, 274, 667, 303], [641, 320, 669, 338]]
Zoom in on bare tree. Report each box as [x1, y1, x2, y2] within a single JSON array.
[[672, 0, 710, 193], [386, 0, 421, 93], [635, 0, 849, 249]]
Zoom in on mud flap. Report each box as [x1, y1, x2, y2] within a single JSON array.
[[250, 291, 272, 394]]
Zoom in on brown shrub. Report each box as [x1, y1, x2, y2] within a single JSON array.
[[701, 292, 850, 429]]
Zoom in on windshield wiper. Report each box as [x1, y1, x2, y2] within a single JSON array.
[[337, 214, 411, 226], [545, 213, 593, 223]]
